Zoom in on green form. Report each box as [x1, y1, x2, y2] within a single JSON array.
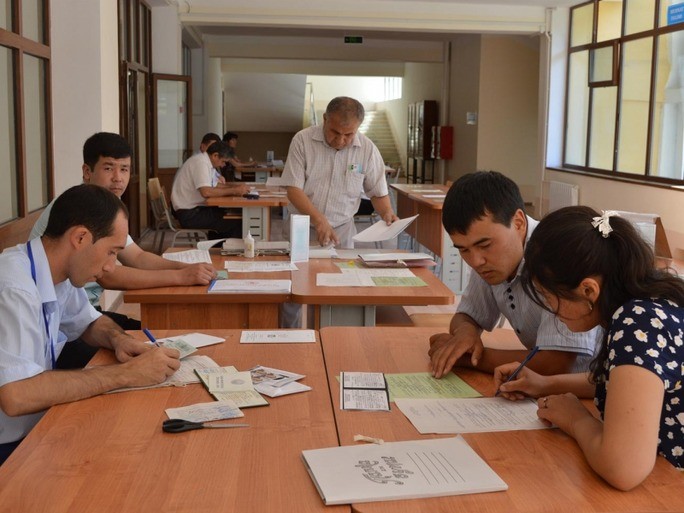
[[385, 372, 482, 401]]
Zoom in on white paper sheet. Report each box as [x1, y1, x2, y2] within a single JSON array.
[[240, 329, 316, 343], [224, 261, 298, 272], [162, 249, 212, 264], [339, 268, 415, 277], [395, 397, 550, 434], [207, 279, 291, 294], [316, 273, 376, 287], [352, 215, 419, 243], [165, 400, 244, 422], [197, 239, 227, 251], [157, 332, 225, 348]]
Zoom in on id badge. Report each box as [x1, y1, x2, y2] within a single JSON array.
[[348, 163, 363, 174]]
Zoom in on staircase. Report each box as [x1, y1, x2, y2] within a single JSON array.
[[358, 110, 401, 165]]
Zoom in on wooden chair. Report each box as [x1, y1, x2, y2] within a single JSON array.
[[147, 178, 210, 254]]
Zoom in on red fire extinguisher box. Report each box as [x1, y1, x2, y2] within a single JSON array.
[[430, 126, 454, 160]]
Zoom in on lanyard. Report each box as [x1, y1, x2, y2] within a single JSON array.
[[26, 240, 56, 369]]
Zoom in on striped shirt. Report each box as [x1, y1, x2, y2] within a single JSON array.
[[281, 125, 388, 228], [457, 216, 601, 371]]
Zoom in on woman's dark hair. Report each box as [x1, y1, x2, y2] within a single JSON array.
[[43, 184, 128, 242], [522, 205, 684, 381]]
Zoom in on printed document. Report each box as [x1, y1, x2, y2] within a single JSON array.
[[165, 400, 244, 422], [162, 249, 212, 264], [109, 355, 219, 393], [240, 330, 316, 344], [208, 279, 291, 294], [340, 372, 390, 411], [157, 332, 225, 349], [385, 372, 482, 401], [352, 215, 418, 243], [224, 261, 298, 272], [395, 397, 550, 434], [301, 436, 507, 505]]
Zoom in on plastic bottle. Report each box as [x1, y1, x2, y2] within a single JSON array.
[[243, 230, 255, 258]]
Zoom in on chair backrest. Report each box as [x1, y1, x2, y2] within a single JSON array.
[[148, 177, 163, 201], [148, 177, 180, 230]]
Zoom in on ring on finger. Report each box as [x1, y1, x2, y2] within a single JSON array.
[[542, 397, 548, 408]]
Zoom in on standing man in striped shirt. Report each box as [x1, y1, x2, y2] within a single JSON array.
[[281, 96, 397, 248], [429, 171, 600, 378]]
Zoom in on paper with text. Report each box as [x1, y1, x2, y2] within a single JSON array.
[[165, 400, 244, 422], [224, 261, 298, 272], [162, 249, 212, 264], [340, 372, 390, 411], [157, 333, 225, 349], [240, 330, 316, 344], [352, 215, 418, 243], [385, 373, 482, 401], [316, 273, 376, 287], [395, 397, 549, 434]]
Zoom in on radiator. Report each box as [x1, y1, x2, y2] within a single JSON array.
[[546, 181, 579, 213]]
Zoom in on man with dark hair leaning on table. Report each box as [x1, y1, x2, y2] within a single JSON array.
[[30, 132, 217, 369], [0, 184, 181, 465], [428, 171, 600, 378]]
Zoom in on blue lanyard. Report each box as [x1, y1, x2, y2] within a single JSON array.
[[26, 240, 56, 369]]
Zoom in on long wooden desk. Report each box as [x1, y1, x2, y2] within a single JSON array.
[[292, 259, 454, 328], [124, 253, 290, 330], [206, 186, 288, 240], [391, 183, 468, 293], [235, 164, 283, 183], [125, 253, 454, 330], [319, 326, 684, 513], [0, 330, 348, 513]]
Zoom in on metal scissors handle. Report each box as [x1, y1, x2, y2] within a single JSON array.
[[162, 419, 249, 433]]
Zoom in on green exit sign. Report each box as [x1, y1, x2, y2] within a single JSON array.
[[344, 36, 363, 44]]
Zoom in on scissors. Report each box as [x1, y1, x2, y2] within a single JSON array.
[[162, 419, 250, 433]]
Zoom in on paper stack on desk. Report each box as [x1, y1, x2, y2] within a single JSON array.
[[207, 279, 291, 294], [302, 436, 507, 505]]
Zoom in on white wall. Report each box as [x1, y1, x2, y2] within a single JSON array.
[[151, 5, 182, 74], [51, 0, 120, 194]]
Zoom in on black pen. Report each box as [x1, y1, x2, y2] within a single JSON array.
[[494, 346, 540, 397]]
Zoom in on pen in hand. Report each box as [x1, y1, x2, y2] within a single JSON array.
[[494, 346, 540, 397], [142, 328, 160, 347]]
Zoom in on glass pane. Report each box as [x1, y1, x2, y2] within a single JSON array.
[[565, 51, 590, 166], [140, 5, 149, 67], [625, 0, 655, 35], [21, 0, 44, 44], [650, 32, 684, 179], [23, 53, 48, 211], [136, 72, 148, 225], [129, 0, 138, 63], [571, 3, 594, 47], [0, 1, 12, 31], [0, 46, 18, 223], [617, 38, 653, 174], [590, 45, 615, 83], [588, 86, 618, 169], [660, 0, 684, 28], [157, 79, 188, 168], [597, 0, 623, 42]]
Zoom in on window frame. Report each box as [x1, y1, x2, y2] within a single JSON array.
[[0, 0, 53, 249], [562, 0, 684, 187]]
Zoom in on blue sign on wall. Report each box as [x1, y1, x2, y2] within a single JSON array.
[[668, 3, 684, 25]]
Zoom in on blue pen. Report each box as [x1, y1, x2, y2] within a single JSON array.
[[494, 346, 540, 397], [142, 328, 160, 347]]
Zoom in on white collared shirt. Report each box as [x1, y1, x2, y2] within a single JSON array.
[[0, 239, 101, 444], [171, 152, 215, 210]]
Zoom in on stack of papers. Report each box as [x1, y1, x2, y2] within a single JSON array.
[[302, 436, 507, 505], [250, 365, 311, 397], [207, 279, 291, 294], [239, 330, 316, 344], [166, 401, 244, 422], [352, 215, 418, 243], [359, 252, 435, 268], [224, 261, 298, 272], [195, 367, 269, 407]]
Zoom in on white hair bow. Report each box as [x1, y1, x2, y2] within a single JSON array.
[[591, 210, 618, 238]]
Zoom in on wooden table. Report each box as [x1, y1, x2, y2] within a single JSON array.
[[235, 164, 283, 183], [391, 183, 469, 294], [206, 186, 288, 240], [124, 253, 290, 330], [319, 326, 684, 513], [291, 258, 454, 328], [0, 330, 348, 513]]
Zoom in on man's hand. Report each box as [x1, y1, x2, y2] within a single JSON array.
[[428, 321, 483, 378], [313, 216, 339, 247], [121, 347, 181, 387], [380, 212, 399, 225], [176, 263, 216, 285], [110, 335, 152, 363]]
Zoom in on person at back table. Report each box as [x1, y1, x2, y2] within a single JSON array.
[[281, 96, 398, 248], [0, 184, 181, 465], [493, 207, 684, 490], [30, 132, 216, 369], [221, 131, 256, 182], [429, 171, 600, 378], [171, 140, 250, 239]]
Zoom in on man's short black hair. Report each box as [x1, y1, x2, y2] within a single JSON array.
[[222, 131, 238, 142], [206, 141, 231, 158], [43, 184, 128, 242], [201, 132, 221, 146], [442, 171, 524, 235], [82, 132, 132, 170]]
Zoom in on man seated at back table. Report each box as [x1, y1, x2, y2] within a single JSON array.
[[30, 132, 216, 369], [0, 184, 181, 465], [428, 171, 601, 378], [171, 140, 250, 239]]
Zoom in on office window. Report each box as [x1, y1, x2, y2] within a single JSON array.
[[0, 0, 51, 231], [564, 0, 684, 184]]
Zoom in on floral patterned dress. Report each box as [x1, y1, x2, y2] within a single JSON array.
[[595, 298, 683, 469]]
